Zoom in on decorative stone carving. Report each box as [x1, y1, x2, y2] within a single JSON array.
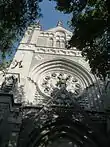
[[27, 77, 45, 104], [0, 75, 18, 93], [39, 72, 82, 97], [35, 47, 78, 56], [57, 20, 63, 27], [35, 20, 41, 29], [11, 60, 23, 69], [34, 90, 46, 105]]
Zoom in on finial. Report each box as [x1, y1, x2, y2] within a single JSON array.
[[57, 20, 63, 27], [35, 20, 42, 30]]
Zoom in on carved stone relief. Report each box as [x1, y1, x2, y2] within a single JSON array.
[[0, 75, 18, 93], [18, 44, 81, 56], [38, 72, 82, 97], [35, 47, 79, 56], [11, 60, 23, 69]]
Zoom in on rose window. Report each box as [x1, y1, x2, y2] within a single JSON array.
[[38, 72, 82, 97]]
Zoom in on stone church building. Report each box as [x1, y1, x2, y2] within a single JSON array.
[[0, 21, 109, 147], [6, 21, 97, 105]]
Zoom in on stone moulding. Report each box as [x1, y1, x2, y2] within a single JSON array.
[[29, 58, 95, 101], [35, 47, 80, 56], [18, 44, 82, 57]]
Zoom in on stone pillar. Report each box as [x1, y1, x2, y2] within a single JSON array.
[[103, 80, 110, 111], [0, 93, 22, 147]]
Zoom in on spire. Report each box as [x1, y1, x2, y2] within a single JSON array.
[[57, 20, 63, 27]]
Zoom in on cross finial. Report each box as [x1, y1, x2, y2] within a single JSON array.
[[57, 20, 63, 27], [36, 20, 41, 27], [35, 20, 42, 30]]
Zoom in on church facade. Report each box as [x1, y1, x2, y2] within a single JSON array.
[[0, 21, 109, 147], [6, 21, 97, 106]]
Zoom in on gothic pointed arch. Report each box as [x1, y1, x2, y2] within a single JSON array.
[[48, 38, 54, 47], [56, 40, 60, 48], [61, 40, 65, 48]]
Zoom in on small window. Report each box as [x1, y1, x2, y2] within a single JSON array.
[[61, 41, 65, 48], [56, 40, 60, 48], [49, 38, 53, 47]]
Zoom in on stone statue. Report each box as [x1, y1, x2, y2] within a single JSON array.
[[1, 75, 18, 93]]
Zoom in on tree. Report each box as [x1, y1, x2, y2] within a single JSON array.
[[1, 0, 110, 79], [0, 0, 42, 57], [51, 0, 110, 79]]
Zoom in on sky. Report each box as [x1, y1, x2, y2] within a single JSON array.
[[39, 0, 71, 30]]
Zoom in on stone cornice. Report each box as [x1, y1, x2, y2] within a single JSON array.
[[35, 47, 81, 57], [18, 43, 82, 57]]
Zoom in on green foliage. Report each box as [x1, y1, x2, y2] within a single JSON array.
[[51, 0, 110, 79], [0, 0, 109, 79], [0, 0, 42, 57], [0, 60, 11, 73]]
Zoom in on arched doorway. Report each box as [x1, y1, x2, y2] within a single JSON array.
[[17, 87, 106, 147]]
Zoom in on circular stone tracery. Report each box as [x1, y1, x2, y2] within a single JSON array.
[[38, 72, 82, 97]]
